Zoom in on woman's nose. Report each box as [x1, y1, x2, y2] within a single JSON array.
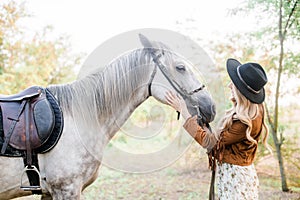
[[227, 81, 233, 88]]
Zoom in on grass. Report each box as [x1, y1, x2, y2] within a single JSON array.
[[81, 143, 300, 200], [13, 141, 300, 200]]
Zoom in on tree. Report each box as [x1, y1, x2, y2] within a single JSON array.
[[202, 0, 300, 192], [0, 0, 81, 94], [242, 0, 300, 192], [176, 0, 300, 192]]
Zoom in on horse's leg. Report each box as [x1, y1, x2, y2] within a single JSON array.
[[45, 163, 100, 200], [50, 187, 81, 200], [40, 140, 101, 199], [39, 117, 104, 200], [43, 180, 81, 200], [41, 193, 53, 200]]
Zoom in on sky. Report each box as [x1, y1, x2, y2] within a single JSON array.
[[24, 0, 255, 55], [20, 0, 299, 106]]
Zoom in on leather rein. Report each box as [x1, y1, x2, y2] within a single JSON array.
[[146, 47, 215, 200]]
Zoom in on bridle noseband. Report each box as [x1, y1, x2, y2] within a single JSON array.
[[146, 48, 208, 128]]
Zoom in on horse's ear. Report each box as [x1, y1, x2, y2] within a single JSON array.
[[139, 34, 153, 48]]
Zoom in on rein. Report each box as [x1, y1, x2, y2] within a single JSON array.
[[146, 46, 215, 199]]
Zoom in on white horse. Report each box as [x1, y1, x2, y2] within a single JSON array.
[[0, 34, 215, 199]]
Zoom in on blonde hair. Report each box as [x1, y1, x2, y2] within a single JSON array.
[[217, 84, 269, 147]]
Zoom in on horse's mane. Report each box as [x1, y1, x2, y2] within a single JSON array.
[[47, 48, 154, 124]]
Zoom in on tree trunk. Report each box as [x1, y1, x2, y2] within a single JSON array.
[[271, 128, 289, 191], [273, 0, 289, 191]]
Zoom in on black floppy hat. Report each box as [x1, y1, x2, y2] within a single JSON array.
[[226, 58, 268, 104]]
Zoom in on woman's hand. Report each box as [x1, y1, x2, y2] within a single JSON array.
[[203, 125, 212, 134], [165, 91, 191, 120]]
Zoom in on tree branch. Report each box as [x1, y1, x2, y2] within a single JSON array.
[[264, 102, 276, 133], [283, 0, 298, 38]]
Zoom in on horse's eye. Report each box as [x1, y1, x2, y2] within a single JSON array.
[[176, 64, 186, 72]]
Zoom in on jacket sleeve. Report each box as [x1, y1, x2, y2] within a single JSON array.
[[219, 120, 248, 145], [183, 116, 217, 150]]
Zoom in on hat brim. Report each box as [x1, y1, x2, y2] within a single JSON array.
[[226, 58, 265, 104]]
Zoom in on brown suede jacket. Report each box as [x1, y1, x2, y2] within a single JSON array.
[[183, 111, 263, 166]]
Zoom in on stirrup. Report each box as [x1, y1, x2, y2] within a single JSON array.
[[20, 165, 42, 191]]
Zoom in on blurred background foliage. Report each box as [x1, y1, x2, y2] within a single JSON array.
[[0, 1, 81, 94]]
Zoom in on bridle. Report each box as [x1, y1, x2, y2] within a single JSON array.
[[146, 47, 208, 127], [147, 51, 205, 98]]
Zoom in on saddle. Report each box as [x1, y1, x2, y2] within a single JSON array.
[[0, 86, 64, 192], [0, 86, 55, 152]]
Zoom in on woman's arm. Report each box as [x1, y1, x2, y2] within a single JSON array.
[[183, 116, 217, 150]]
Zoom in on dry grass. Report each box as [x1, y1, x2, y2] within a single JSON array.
[[14, 143, 300, 200]]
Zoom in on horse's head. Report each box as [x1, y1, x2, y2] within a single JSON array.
[[139, 34, 216, 125]]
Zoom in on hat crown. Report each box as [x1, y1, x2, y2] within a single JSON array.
[[238, 63, 267, 93]]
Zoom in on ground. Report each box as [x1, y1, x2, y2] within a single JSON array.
[[14, 144, 300, 200]]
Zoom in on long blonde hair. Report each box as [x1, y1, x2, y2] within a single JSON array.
[[217, 83, 269, 147]]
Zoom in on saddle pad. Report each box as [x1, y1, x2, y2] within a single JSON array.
[[35, 88, 64, 153]]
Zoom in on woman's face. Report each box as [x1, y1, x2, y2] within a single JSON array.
[[228, 81, 236, 102]]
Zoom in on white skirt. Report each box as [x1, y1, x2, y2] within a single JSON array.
[[217, 162, 259, 200]]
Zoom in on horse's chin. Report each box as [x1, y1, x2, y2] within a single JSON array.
[[187, 103, 216, 125]]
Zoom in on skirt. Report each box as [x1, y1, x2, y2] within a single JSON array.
[[217, 162, 259, 200]]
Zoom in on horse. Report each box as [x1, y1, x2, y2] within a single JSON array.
[[0, 34, 216, 199]]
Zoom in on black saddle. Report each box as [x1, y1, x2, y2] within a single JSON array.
[[0, 86, 64, 191]]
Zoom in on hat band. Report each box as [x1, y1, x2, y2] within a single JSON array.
[[237, 65, 260, 94]]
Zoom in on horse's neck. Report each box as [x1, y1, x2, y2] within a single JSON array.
[[48, 60, 152, 142]]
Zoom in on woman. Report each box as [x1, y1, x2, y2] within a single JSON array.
[[166, 58, 269, 199]]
